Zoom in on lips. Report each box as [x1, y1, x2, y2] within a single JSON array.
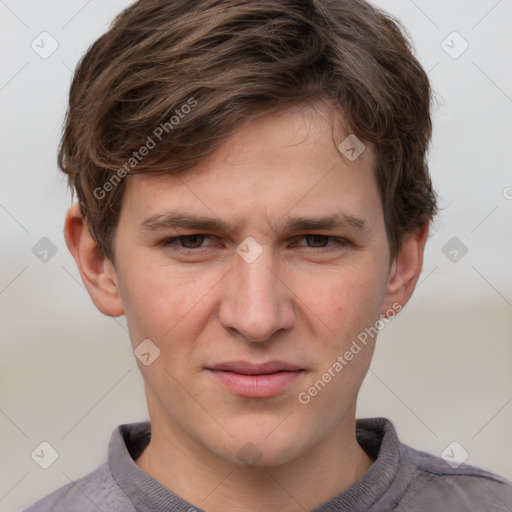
[[207, 361, 304, 398], [209, 361, 302, 375]]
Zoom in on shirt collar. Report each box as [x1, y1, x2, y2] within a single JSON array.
[[108, 417, 413, 512]]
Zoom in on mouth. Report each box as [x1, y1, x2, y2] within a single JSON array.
[[206, 361, 305, 398]]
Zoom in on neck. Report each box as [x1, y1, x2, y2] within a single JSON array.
[[135, 404, 374, 512]]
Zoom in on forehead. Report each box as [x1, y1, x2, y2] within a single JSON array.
[[120, 103, 382, 232]]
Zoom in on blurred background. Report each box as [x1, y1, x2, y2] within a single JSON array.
[[1, 0, 511, 510]]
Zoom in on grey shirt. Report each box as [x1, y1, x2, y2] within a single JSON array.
[[25, 417, 512, 511]]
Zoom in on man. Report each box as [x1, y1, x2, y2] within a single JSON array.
[[27, 0, 512, 510]]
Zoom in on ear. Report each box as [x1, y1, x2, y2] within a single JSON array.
[[64, 203, 124, 317], [381, 223, 429, 316]]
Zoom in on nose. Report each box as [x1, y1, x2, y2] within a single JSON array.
[[218, 244, 296, 343]]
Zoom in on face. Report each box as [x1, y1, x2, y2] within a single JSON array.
[[109, 103, 399, 467]]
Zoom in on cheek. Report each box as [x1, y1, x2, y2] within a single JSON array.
[[294, 260, 386, 344], [293, 264, 384, 420], [116, 258, 219, 348]]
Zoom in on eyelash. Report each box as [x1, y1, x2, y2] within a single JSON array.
[[160, 234, 349, 254]]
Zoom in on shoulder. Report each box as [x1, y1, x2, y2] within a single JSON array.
[[398, 444, 512, 511], [24, 463, 135, 512]]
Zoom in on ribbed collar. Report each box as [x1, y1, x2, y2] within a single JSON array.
[[108, 417, 413, 512]]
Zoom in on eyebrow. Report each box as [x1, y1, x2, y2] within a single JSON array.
[[140, 210, 366, 235]]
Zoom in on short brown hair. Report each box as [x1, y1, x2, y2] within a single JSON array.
[[59, 0, 437, 262]]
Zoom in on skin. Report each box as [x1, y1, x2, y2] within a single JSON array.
[[65, 102, 428, 512]]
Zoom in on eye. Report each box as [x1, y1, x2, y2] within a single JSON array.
[[176, 234, 206, 248], [159, 234, 349, 257], [304, 235, 330, 247], [295, 235, 348, 249], [161, 234, 208, 250]]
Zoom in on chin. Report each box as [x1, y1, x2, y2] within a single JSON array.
[[229, 442, 303, 469], [217, 421, 311, 469]]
